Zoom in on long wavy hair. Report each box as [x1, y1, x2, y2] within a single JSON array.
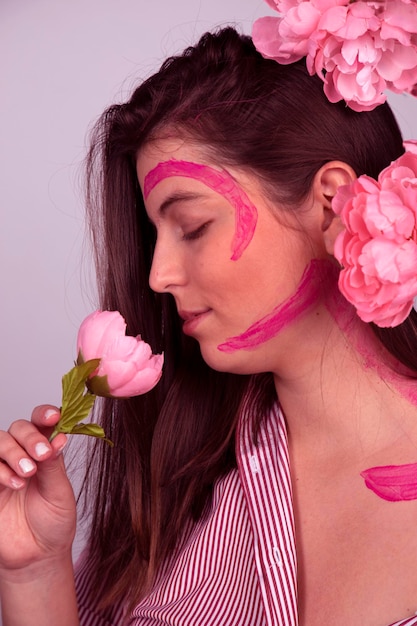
[[79, 26, 417, 611]]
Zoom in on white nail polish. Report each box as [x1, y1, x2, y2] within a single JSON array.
[[18, 458, 36, 474], [35, 442, 50, 458], [44, 409, 59, 421], [55, 441, 67, 457], [10, 477, 25, 489]]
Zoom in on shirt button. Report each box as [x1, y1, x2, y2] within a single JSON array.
[[249, 455, 259, 474], [270, 546, 282, 567]]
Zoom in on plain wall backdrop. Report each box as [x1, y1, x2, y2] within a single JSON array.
[[1, 0, 417, 565]]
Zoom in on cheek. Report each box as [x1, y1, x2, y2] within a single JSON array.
[[229, 190, 258, 261], [217, 259, 338, 353]]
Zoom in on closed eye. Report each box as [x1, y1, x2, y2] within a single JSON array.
[[182, 221, 211, 241]]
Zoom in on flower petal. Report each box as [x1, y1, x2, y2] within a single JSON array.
[[333, 146, 417, 327], [77, 310, 126, 361], [77, 310, 163, 397]]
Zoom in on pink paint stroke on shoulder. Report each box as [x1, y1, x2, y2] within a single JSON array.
[[218, 259, 339, 353], [361, 463, 417, 502], [143, 159, 258, 261]]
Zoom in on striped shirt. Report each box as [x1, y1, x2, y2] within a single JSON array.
[[76, 404, 417, 626]]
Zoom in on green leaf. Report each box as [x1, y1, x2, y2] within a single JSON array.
[[49, 359, 113, 446], [86, 373, 111, 397], [61, 390, 96, 430], [60, 359, 100, 426], [69, 423, 114, 446]]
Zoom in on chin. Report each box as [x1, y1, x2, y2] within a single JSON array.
[[199, 343, 265, 376]]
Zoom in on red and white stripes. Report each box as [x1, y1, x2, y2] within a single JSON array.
[[132, 469, 265, 625], [76, 404, 417, 626], [236, 404, 297, 626]]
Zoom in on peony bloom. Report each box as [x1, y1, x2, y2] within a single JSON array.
[[77, 310, 163, 398], [252, 0, 417, 111], [333, 148, 417, 327], [403, 139, 417, 154]]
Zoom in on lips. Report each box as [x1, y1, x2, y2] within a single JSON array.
[[178, 309, 204, 319], [178, 309, 211, 334]]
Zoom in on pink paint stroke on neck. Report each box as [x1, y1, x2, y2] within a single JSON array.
[[326, 286, 417, 407], [143, 159, 258, 261], [218, 259, 339, 353], [361, 463, 417, 502]]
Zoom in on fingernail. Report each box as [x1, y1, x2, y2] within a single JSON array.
[[55, 441, 67, 457], [18, 458, 36, 474], [44, 409, 59, 421], [35, 442, 51, 458], [10, 477, 25, 490]]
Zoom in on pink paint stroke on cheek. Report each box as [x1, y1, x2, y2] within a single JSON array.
[[143, 159, 258, 260], [218, 259, 339, 353], [361, 463, 417, 502]]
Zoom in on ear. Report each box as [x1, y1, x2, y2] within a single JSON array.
[[312, 161, 356, 256]]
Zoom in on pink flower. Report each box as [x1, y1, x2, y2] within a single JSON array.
[[252, 0, 417, 111], [77, 310, 163, 397], [252, 0, 344, 64], [403, 139, 417, 154], [333, 148, 417, 327]]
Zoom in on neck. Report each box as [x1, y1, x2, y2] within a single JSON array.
[[273, 285, 417, 468]]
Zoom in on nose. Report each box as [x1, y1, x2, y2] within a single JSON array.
[[149, 237, 186, 294]]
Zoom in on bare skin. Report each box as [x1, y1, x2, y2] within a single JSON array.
[[274, 307, 417, 625], [0, 407, 79, 625]]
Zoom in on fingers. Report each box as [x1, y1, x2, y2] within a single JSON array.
[[0, 407, 67, 491], [31, 404, 61, 431], [30, 405, 68, 455]]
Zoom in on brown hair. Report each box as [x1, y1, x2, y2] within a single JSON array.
[[80, 26, 417, 611]]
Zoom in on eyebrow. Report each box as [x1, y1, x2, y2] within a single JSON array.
[[158, 191, 208, 217]]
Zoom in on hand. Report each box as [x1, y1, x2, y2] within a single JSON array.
[[0, 406, 76, 577]]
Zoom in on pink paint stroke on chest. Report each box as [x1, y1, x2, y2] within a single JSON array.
[[143, 159, 258, 261], [218, 259, 339, 353], [361, 463, 417, 502]]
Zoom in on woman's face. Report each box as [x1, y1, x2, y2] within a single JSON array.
[[137, 137, 328, 374]]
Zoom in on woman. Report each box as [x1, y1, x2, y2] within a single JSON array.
[[1, 23, 417, 626]]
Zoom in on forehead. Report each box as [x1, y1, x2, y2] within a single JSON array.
[[136, 137, 213, 187], [136, 136, 270, 213]]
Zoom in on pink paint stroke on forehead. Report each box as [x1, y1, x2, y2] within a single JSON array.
[[218, 259, 338, 353], [143, 159, 258, 261], [361, 463, 417, 502]]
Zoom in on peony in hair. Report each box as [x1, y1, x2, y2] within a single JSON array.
[[332, 145, 417, 327], [252, 0, 417, 112]]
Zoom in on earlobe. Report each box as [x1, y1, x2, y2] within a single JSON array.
[[313, 161, 356, 255], [323, 213, 345, 255]]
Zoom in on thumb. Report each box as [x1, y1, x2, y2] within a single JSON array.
[[34, 436, 75, 510]]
